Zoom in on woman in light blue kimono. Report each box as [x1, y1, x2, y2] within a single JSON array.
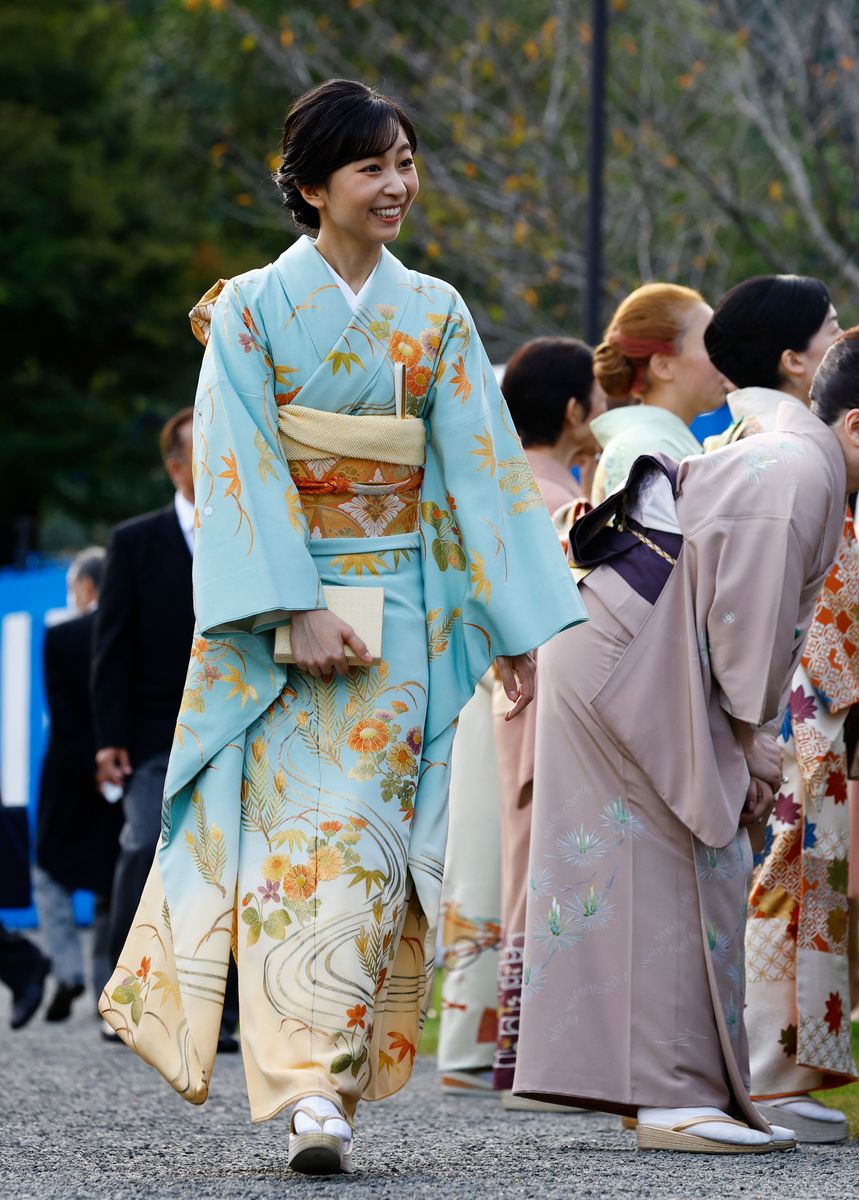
[[99, 79, 584, 1174]]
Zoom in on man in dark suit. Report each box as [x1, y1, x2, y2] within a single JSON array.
[[93, 408, 239, 1049], [35, 546, 122, 1021]]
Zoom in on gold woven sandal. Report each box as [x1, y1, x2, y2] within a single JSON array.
[[636, 1114, 777, 1154]]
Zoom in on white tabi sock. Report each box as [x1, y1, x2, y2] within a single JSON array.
[[637, 1106, 772, 1146], [292, 1095, 352, 1144], [765, 1095, 846, 1123]]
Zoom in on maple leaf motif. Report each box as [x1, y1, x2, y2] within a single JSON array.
[[828, 768, 847, 804], [789, 686, 817, 723], [824, 991, 843, 1035], [388, 1031, 416, 1065], [778, 1023, 798, 1058], [773, 791, 800, 826]]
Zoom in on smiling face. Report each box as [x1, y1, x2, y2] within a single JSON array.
[[299, 126, 419, 250]]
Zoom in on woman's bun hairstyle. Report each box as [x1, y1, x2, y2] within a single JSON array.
[[274, 79, 417, 233], [704, 275, 831, 391], [593, 283, 703, 399]]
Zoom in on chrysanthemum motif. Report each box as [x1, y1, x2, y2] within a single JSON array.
[[282, 863, 317, 900], [347, 718, 389, 754], [557, 824, 608, 868], [418, 328, 443, 358], [601, 798, 645, 840], [341, 492, 406, 537], [388, 331, 422, 367], [311, 844, 344, 882], [569, 885, 614, 930], [705, 921, 734, 964], [261, 852, 291, 882], [405, 726, 423, 756], [528, 866, 553, 899], [386, 742, 418, 777]]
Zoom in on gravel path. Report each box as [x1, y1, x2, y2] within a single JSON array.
[[1, 983, 856, 1199]]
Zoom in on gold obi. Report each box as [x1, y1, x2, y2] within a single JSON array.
[[277, 404, 427, 540]]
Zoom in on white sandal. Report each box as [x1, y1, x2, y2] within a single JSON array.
[[756, 1100, 848, 1144], [636, 1114, 777, 1154], [287, 1104, 354, 1175]]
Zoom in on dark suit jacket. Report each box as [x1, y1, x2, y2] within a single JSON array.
[[36, 611, 122, 894], [92, 504, 195, 768]]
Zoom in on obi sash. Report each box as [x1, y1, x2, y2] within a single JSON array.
[[278, 404, 426, 539], [569, 454, 683, 605]]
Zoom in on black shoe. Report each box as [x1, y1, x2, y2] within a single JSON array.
[[217, 1031, 240, 1054], [10, 952, 50, 1030], [45, 982, 85, 1023]]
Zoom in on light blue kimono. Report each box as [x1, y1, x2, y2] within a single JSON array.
[[99, 235, 585, 1119]]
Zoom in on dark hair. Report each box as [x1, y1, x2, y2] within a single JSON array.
[[704, 274, 831, 390], [501, 337, 595, 446], [69, 546, 106, 592], [810, 328, 859, 426], [159, 407, 193, 466], [274, 79, 418, 233]]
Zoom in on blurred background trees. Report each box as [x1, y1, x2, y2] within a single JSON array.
[[2, 0, 858, 561]]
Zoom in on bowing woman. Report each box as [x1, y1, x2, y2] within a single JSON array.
[[99, 79, 584, 1174], [513, 330, 859, 1153]]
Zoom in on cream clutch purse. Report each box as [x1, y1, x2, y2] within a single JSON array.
[[273, 587, 384, 665]]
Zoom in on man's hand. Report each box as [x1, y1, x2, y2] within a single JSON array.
[[96, 747, 132, 788], [290, 609, 373, 678], [495, 652, 536, 720]]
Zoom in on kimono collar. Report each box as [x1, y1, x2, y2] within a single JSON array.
[[775, 397, 846, 491], [590, 404, 699, 453], [272, 236, 410, 355], [524, 448, 578, 496], [728, 386, 804, 426]]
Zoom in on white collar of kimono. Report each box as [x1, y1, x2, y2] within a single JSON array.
[[728, 385, 805, 426], [589, 403, 699, 453], [311, 242, 380, 313]]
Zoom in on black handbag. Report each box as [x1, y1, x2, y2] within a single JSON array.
[[0, 805, 33, 908]]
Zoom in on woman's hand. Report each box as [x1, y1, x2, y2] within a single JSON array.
[[495, 652, 536, 720], [739, 776, 775, 828], [289, 609, 373, 677], [743, 733, 783, 792]]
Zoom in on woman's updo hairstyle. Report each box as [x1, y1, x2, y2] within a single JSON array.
[[704, 275, 831, 391], [274, 79, 417, 233], [593, 283, 703, 399], [502, 337, 594, 447], [810, 327, 859, 427]]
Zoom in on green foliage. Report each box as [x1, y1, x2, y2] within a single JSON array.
[[5, 0, 859, 559]]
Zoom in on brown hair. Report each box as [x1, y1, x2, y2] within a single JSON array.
[[593, 283, 704, 398], [159, 408, 193, 466]]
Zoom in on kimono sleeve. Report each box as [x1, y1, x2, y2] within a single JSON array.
[[694, 514, 807, 727], [192, 278, 324, 637], [421, 294, 585, 713]]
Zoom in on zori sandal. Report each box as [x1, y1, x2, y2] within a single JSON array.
[[287, 1104, 354, 1175], [636, 1115, 777, 1154]]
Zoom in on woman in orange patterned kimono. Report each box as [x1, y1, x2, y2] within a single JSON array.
[[706, 276, 858, 1142]]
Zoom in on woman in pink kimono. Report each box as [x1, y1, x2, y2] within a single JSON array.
[[514, 330, 859, 1153], [705, 276, 856, 1141], [491, 337, 604, 1102]]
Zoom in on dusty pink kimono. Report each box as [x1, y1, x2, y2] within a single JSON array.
[[513, 402, 845, 1124]]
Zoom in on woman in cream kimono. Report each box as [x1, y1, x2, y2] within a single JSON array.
[[588, 283, 727, 506], [98, 80, 584, 1175], [705, 276, 857, 1141], [490, 336, 603, 1102], [514, 333, 859, 1153]]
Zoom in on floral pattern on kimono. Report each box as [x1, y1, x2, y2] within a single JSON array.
[[99, 236, 584, 1120]]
